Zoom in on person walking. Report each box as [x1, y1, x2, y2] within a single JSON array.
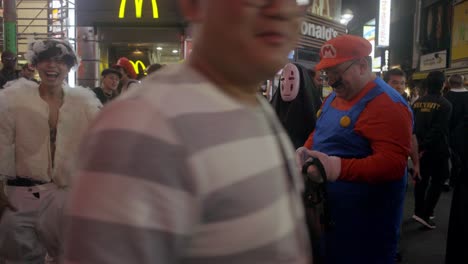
[[0, 39, 101, 263], [412, 71, 452, 229]]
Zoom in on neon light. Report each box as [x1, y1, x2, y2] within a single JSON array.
[[119, 0, 126, 18], [119, 0, 159, 19], [130, 60, 147, 75], [150, 0, 159, 19]]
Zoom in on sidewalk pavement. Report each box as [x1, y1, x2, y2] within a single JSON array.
[[399, 181, 452, 264]]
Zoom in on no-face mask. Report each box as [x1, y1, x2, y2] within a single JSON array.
[[280, 63, 300, 102]]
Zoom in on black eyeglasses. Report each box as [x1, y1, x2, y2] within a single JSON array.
[[324, 60, 358, 78], [244, 0, 310, 8]]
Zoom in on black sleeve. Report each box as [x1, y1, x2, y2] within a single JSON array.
[[420, 99, 452, 154]]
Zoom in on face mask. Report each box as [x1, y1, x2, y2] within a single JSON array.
[[280, 63, 300, 102]]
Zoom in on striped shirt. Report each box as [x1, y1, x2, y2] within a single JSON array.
[[64, 64, 311, 264]]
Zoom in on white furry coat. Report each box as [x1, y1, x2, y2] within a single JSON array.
[[0, 78, 101, 187]]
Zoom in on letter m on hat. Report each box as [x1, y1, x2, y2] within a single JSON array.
[[321, 44, 337, 59]]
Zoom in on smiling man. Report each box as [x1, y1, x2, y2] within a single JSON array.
[[64, 0, 313, 263], [0, 39, 101, 263], [93, 68, 122, 104], [298, 35, 413, 264]]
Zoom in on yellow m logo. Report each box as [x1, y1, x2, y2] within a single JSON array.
[[119, 0, 159, 19], [129, 60, 147, 75]]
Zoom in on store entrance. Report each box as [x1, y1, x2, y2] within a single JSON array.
[[108, 42, 182, 79]]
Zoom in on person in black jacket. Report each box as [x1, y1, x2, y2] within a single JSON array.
[[412, 71, 452, 229], [93, 68, 121, 104], [444, 74, 468, 186], [271, 63, 322, 149], [445, 74, 468, 264]]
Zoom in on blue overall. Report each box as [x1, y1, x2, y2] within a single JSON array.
[[313, 78, 408, 264]]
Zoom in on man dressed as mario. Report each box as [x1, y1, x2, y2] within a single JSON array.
[[296, 35, 413, 263]]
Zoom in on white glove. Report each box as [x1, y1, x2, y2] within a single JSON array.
[[296, 148, 341, 182], [296, 147, 314, 170]]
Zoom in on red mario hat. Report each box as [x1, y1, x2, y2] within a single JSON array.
[[315, 35, 372, 71], [116, 57, 137, 79]]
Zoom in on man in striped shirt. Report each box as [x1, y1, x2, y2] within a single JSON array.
[[64, 0, 313, 263]]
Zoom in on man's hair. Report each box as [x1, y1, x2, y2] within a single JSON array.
[[384, 68, 406, 82], [425, 71, 445, 95], [448, 74, 464, 88]]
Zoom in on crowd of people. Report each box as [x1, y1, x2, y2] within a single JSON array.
[[0, 0, 466, 264]]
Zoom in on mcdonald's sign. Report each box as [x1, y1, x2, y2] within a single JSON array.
[[119, 0, 159, 19], [130, 60, 147, 75]]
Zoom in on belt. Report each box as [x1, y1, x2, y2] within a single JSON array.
[[6, 177, 50, 187]]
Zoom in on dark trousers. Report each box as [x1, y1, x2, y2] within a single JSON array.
[[446, 149, 467, 264], [445, 179, 468, 263], [449, 150, 462, 186], [414, 153, 449, 217]]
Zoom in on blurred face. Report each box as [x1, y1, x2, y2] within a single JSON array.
[[36, 58, 70, 87], [2, 55, 17, 70], [102, 73, 120, 92], [388, 75, 406, 94], [187, 0, 307, 85], [22, 66, 36, 79], [118, 67, 129, 82], [323, 59, 362, 100]]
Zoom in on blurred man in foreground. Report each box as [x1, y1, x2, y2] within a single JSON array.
[[65, 1, 313, 263]]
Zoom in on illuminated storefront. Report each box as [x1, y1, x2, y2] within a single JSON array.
[[446, 0, 468, 83], [297, 14, 347, 68], [412, 0, 451, 81], [75, 0, 186, 87]]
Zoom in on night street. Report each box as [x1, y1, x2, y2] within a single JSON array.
[[400, 181, 452, 264]]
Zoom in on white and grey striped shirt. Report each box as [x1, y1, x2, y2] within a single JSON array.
[[64, 64, 312, 264]]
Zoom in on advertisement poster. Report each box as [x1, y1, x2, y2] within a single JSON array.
[[451, 1, 468, 68], [421, 1, 450, 54]]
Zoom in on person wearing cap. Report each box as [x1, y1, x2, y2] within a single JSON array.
[[297, 35, 413, 263], [93, 68, 122, 104], [64, 0, 313, 263], [0, 51, 19, 89], [112, 57, 139, 94], [0, 39, 101, 263]]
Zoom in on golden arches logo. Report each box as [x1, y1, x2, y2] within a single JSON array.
[[129, 60, 147, 75], [119, 0, 159, 19]]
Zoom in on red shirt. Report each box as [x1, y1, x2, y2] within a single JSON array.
[[304, 80, 413, 183]]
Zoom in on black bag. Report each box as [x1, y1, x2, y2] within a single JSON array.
[[302, 158, 333, 263]]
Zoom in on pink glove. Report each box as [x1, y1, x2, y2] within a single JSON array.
[[300, 150, 341, 182]]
